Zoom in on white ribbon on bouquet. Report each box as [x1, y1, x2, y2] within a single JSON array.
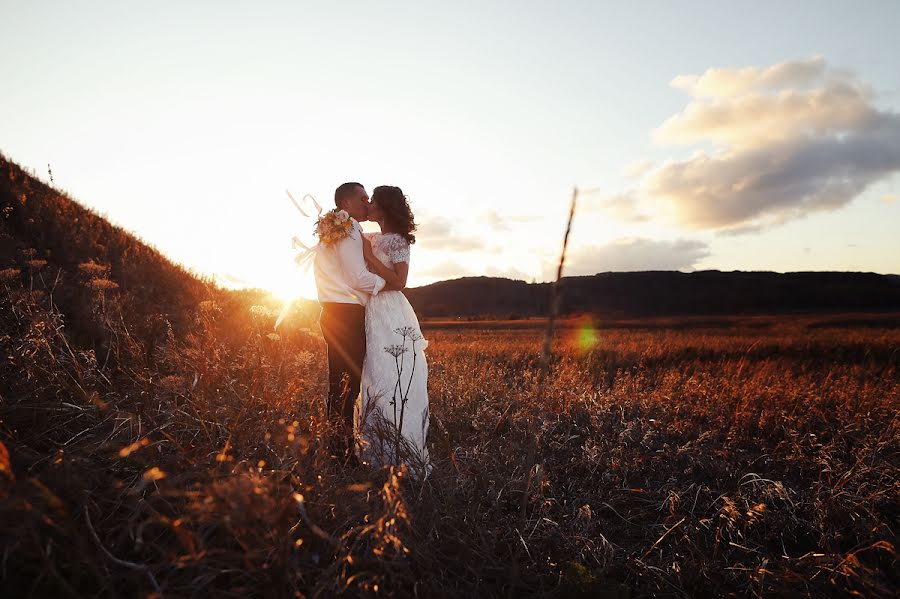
[[275, 190, 322, 330]]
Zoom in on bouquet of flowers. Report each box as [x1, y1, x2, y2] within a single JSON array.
[[315, 209, 353, 245]]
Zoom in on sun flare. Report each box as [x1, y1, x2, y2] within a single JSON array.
[[264, 270, 318, 303]]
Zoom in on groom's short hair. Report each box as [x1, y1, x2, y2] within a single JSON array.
[[335, 182, 364, 208]]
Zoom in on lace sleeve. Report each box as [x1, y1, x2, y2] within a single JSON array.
[[390, 235, 410, 264]]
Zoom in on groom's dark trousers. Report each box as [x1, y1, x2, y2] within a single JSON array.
[[319, 302, 366, 447]]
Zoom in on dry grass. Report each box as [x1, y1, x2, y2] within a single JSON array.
[[425, 319, 898, 595], [1, 255, 898, 597]]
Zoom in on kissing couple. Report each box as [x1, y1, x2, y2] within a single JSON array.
[[313, 183, 430, 477]]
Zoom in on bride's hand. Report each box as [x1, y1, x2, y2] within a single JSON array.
[[361, 236, 375, 263]]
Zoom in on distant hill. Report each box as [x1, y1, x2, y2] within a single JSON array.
[[404, 271, 900, 318]]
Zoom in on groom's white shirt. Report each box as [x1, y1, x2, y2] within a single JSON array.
[[314, 218, 386, 306]]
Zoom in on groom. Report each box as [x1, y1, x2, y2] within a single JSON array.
[[314, 182, 387, 460]]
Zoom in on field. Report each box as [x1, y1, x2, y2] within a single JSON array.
[[1, 258, 898, 598]]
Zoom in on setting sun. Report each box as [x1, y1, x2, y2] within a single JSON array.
[[260, 268, 318, 304]]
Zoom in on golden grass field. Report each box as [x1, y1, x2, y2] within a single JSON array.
[[1, 268, 898, 597], [1, 155, 897, 597]]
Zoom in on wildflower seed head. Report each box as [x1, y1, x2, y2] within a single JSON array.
[[250, 305, 278, 319], [78, 261, 109, 276], [0, 268, 20, 281], [88, 278, 119, 291], [384, 344, 409, 358]]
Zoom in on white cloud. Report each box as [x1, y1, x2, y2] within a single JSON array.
[[564, 237, 710, 276], [484, 209, 541, 231], [655, 77, 878, 148], [593, 191, 650, 223], [670, 56, 827, 98], [618, 57, 900, 233], [622, 159, 655, 179], [416, 217, 485, 251]]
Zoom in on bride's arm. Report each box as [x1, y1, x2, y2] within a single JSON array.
[[362, 236, 409, 290]]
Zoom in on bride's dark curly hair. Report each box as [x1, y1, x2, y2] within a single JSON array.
[[372, 185, 417, 245]]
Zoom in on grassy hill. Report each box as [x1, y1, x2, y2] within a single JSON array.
[[0, 154, 325, 596]]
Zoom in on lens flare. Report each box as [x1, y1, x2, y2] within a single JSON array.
[[574, 319, 600, 352]]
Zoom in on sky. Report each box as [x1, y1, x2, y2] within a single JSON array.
[[2, 1, 899, 300]]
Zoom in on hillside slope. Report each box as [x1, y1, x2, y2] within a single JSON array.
[[0, 155, 212, 344], [0, 154, 324, 596], [0, 154, 313, 355]]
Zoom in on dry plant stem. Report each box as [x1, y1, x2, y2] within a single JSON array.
[[402, 337, 418, 402], [514, 187, 579, 588], [398, 337, 418, 455], [541, 187, 579, 380], [641, 517, 686, 560], [386, 329, 420, 466], [294, 494, 337, 547], [84, 505, 162, 595], [391, 343, 404, 463]]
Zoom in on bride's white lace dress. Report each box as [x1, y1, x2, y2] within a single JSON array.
[[357, 232, 431, 476]]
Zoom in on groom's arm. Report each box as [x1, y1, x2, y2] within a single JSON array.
[[335, 231, 386, 296]]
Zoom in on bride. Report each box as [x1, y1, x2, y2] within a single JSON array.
[[357, 185, 431, 476]]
